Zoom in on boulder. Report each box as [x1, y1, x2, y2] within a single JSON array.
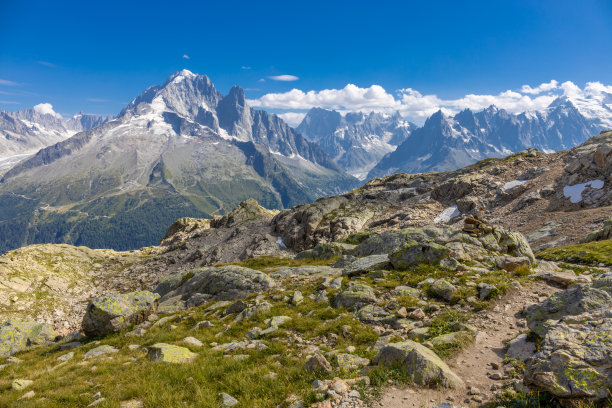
[[495, 256, 531, 272], [336, 353, 370, 371], [524, 310, 612, 401], [147, 343, 197, 363], [526, 273, 612, 337], [477, 282, 497, 300], [390, 241, 450, 269], [342, 254, 390, 276], [296, 242, 353, 260], [82, 291, 160, 337], [304, 353, 332, 373], [428, 280, 457, 302], [372, 340, 464, 388], [333, 284, 377, 310], [155, 266, 275, 307], [0, 318, 56, 356], [84, 345, 119, 359], [219, 392, 239, 407]]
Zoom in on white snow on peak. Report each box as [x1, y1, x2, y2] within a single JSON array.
[[33, 103, 62, 119], [434, 205, 461, 224], [563, 179, 604, 203]]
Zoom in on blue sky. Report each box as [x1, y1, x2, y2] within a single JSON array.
[[0, 0, 611, 123]]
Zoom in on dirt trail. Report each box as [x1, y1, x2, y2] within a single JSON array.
[[371, 281, 560, 408]]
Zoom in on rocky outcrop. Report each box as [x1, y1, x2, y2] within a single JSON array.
[[524, 309, 612, 401], [154, 266, 275, 311], [526, 273, 612, 337], [524, 273, 612, 402], [583, 217, 612, 242], [0, 318, 56, 356], [372, 340, 464, 388], [82, 291, 160, 337]]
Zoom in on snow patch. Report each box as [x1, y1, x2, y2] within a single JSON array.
[[563, 179, 605, 203], [276, 236, 287, 248], [434, 205, 461, 224], [503, 180, 527, 191]]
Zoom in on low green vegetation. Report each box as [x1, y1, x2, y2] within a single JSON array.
[[536, 239, 612, 266]]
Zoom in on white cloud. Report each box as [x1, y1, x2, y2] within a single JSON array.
[[241, 66, 251, 70], [0, 79, 18, 86], [276, 112, 306, 127], [87, 98, 109, 103], [520, 80, 559, 95], [249, 80, 611, 124], [36, 60, 58, 68], [0, 100, 20, 105], [33, 103, 62, 119], [182, 54, 190, 59], [268, 75, 299, 82]]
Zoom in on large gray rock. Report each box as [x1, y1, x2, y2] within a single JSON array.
[[342, 254, 390, 276], [526, 273, 612, 337], [524, 310, 612, 401], [82, 291, 160, 337], [373, 340, 464, 388], [0, 319, 57, 356], [155, 266, 275, 308], [523, 273, 612, 402], [333, 283, 377, 310], [428, 280, 457, 302]]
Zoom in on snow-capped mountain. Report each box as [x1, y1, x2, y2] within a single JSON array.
[[368, 97, 605, 179], [0, 70, 357, 253], [296, 108, 417, 179], [0, 106, 111, 171]]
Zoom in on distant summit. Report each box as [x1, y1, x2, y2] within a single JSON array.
[[296, 108, 416, 179]]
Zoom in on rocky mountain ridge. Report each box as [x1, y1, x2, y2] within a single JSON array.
[[0, 107, 111, 172], [0, 70, 357, 253], [369, 97, 605, 178], [296, 108, 417, 180]]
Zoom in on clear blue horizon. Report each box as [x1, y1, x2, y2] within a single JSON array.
[[1, 0, 611, 121]]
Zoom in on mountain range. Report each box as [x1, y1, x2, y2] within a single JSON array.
[[296, 108, 417, 179], [0, 70, 357, 253], [0, 107, 111, 171]]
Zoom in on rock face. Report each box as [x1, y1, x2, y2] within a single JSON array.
[[0, 318, 57, 356], [524, 273, 612, 402], [353, 226, 534, 268], [155, 266, 275, 311], [373, 340, 464, 388], [526, 273, 612, 337], [82, 291, 160, 337]]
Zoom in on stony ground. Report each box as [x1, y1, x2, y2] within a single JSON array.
[[375, 281, 560, 408]]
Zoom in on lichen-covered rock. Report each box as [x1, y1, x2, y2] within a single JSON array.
[[333, 284, 377, 310], [0, 318, 56, 356], [495, 256, 531, 271], [296, 242, 354, 260], [389, 241, 450, 268], [524, 310, 612, 401], [147, 343, 197, 363], [372, 340, 464, 388], [82, 291, 160, 337], [526, 273, 612, 337], [583, 217, 612, 242], [304, 353, 332, 373], [336, 353, 370, 371], [429, 331, 475, 349], [428, 280, 457, 302], [84, 344, 119, 359], [342, 254, 390, 276], [155, 266, 275, 307]]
